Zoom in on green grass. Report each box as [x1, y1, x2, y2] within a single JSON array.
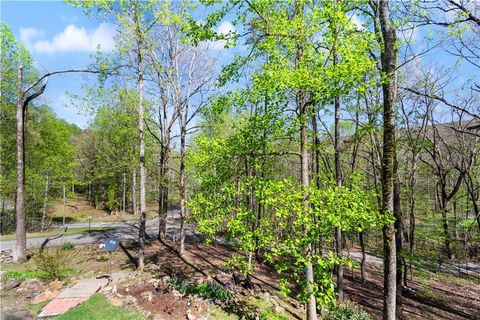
[[1, 268, 82, 281], [0, 227, 113, 241], [27, 300, 50, 315], [208, 306, 239, 320], [53, 294, 145, 320]]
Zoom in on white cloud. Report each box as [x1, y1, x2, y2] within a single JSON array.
[[20, 23, 115, 54], [217, 21, 235, 36], [20, 27, 44, 43], [350, 14, 365, 30], [210, 20, 236, 50]]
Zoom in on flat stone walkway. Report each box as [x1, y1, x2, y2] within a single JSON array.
[[38, 278, 108, 317]]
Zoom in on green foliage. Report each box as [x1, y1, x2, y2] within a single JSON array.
[[326, 302, 372, 320], [169, 278, 233, 302], [62, 242, 76, 251], [259, 309, 289, 320], [2, 269, 81, 281], [32, 248, 77, 281]]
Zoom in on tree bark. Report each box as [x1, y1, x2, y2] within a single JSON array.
[[378, 0, 398, 318], [333, 49, 344, 301], [136, 12, 147, 271], [41, 174, 49, 232], [179, 119, 186, 255], [14, 66, 26, 263], [359, 231, 366, 283], [393, 155, 403, 317], [132, 167, 137, 215]]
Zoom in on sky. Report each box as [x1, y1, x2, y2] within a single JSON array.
[[1, 0, 115, 128], [0, 1, 239, 129], [1, 1, 477, 129]]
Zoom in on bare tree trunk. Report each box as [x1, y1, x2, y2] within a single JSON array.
[[41, 174, 49, 232], [123, 173, 126, 214], [334, 84, 344, 301], [158, 147, 169, 240], [132, 167, 137, 215], [179, 121, 186, 255], [359, 231, 366, 283], [137, 28, 146, 272], [393, 155, 403, 317], [378, 1, 398, 318], [14, 66, 26, 263], [62, 186, 66, 228]]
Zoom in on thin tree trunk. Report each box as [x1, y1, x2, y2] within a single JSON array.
[[393, 155, 403, 317], [62, 186, 66, 228], [137, 24, 146, 272], [123, 173, 126, 214], [333, 73, 343, 301], [41, 174, 49, 232], [296, 1, 316, 317], [378, 1, 398, 318], [179, 122, 186, 255], [14, 66, 26, 263], [132, 167, 137, 215], [359, 231, 366, 283]]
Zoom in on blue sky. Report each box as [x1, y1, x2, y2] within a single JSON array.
[[1, 0, 116, 128], [1, 1, 477, 129]]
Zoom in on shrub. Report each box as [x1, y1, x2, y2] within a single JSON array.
[[62, 242, 75, 251], [326, 302, 372, 320], [169, 278, 233, 302], [260, 309, 289, 320], [33, 248, 77, 281]]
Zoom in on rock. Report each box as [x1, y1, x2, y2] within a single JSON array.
[[0, 250, 13, 263], [126, 295, 137, 305], [146, 263, 160, 272], [162, 275, 171, 282], [4, 279, 22, 290], [110, 296, 124, 307], [274, 305, 285, 314], [31, 289, 58, 304], [141, 291, 153, 302], [48, 280, 62, 290], [187, 311, 196, 320], [263, 291, 271, 299], [193, 277, 204, 285]]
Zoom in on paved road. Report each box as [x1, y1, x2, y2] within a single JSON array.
[[1, 211, 478, 279], [0, 210, 185, 252]]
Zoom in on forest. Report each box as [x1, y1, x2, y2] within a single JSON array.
[[0, 1, 479, 320]]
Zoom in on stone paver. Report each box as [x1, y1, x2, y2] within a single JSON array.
[[38, 278, 108, 317]]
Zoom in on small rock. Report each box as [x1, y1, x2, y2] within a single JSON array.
[[146, 263, 160, 272], [263, 291, 271, 299], [162, 275, 171, 282], [274, 305, 285, 314], [110, 296, 124, 307], [187, 312, 196, 320], [48, 280, 62, 290], [4, 279, 22, 290], [126, 295, 137, 304], [31, 289, 58, 304]]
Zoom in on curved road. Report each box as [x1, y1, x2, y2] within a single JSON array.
[[0, 210, 183, 252], [1, 211, 479, 279]]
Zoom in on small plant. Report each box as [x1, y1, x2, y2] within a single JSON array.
[[33, 248, 77, 281], [62, 242, 75, 251], [169, 278, 233, 302], [326, 302, 372, 320], [260, 309, 289, 320]]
